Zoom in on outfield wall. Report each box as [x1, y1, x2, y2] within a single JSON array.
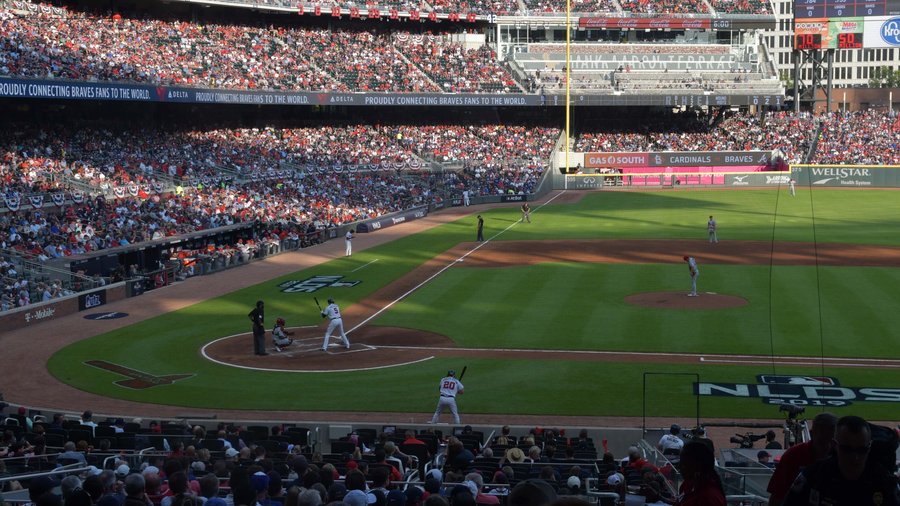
[[555, 165, 900, 189], [790, 165, 900, 187]]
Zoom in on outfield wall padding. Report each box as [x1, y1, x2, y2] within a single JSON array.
[[553, 165, 900, 189]]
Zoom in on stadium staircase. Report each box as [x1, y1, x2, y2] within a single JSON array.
[[395, 50, 442, 91], [803, 120, 825, 164]]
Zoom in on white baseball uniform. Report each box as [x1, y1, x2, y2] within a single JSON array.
[[345, 231, 353, 256], [687, 256, 699, 296], [463, 189, 470, 206], [707, 217, 718, 243], [431, 375, 464, 424], [321, 302, 350, 350], [658, 433, 684, 453], [790, 179, 796, 196]]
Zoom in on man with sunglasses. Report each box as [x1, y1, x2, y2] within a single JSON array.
[[782, 415, 900, 506]]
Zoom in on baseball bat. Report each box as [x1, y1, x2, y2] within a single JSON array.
[[314, 297, 322, 311], [459, 365, 467, 380]]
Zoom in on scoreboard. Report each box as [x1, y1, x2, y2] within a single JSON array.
[[794, 0, 900, 49], [794, 0, 900, 19], [793, 15, 900, 48], [793, 19, 865, 48]]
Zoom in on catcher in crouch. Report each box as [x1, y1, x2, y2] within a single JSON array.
[[272, 318, 295, 352]]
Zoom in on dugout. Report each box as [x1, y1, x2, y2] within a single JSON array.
[[62, 222, 258, 278]]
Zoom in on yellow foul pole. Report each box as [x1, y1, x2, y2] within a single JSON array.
[[565, 0, 571, 178]]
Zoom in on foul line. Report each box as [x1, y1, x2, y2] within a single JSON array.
[[347, 190, 569, 334], [699, 358, 900, 368], [351, 259, 379, 272], [374, 344, 900, 368]]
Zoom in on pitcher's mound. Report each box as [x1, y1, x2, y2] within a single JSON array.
[[625, 291, 748, 310]]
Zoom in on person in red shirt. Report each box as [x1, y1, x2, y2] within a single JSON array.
[[627, 446, 659, 473], [766, 412, 837, 506], [402, 430, 427, 447], [676, 441, 726, 506]]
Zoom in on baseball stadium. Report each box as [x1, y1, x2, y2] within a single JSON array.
[[2, 0, 900, 502]]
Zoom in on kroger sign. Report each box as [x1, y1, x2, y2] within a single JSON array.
[[883, 17, 900, 45]]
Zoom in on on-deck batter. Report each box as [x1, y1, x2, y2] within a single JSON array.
[[431, 369, 464, 424]]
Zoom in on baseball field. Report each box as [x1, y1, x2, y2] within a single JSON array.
[[42, 188, 900, 422]]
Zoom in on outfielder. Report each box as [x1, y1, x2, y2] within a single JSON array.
[[789, 179, 796, 197], [684, 256, 699, 296], [345, 230, 353, 256], [272, 317, 294, 352], [321, 298, 350, 351], [430, 369, 464, 424], [707, 215, 718, 244]]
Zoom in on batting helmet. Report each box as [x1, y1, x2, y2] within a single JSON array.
[[276, 318, 285, 327], [327, 298, 335, 304], [447, 370, 455, 377]]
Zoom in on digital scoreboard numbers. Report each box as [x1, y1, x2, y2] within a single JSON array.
[[795, 0, 899, 18], [795, 33, 824, 48], [837, 31, 864, 46], [793, 18, 866, 48]]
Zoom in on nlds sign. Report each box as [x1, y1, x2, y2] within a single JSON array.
[[695, 375, 900, 407]]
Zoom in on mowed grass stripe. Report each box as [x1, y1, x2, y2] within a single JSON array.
[[818, 267, 900, 359]]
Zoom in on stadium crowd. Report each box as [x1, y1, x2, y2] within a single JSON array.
[[575, 111, 816, 163], [0, 417, 668, 506], [0, 122, 560, 310], [0, 7, 518, 94], [813, 110, 900, 165]]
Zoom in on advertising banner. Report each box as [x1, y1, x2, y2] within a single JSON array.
[[499, 194, 527, 202], [585, 151, 771, 168], [584, 153, 649, 168], [863, 16, 900, 48], [790, 165, 900, 186], [78, 290, 107, 311], [356, 206, 428, 233], [578, 17, 710, 29], [0, 77, 784, 108]]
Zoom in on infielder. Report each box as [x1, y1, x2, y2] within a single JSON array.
[[521, 202, 531, 223], [707, 215, 718, 244], [684, 256, 699, 296], [345, 230, 353, 256], [321, 298, 350, 351], [272, 317, 294, 352], [431, 370, 464, 424]]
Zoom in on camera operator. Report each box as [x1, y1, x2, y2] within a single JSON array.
[[767, 412, 837, 506]]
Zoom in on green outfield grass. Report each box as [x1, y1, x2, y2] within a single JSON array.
[[48, 189, 900, 419]]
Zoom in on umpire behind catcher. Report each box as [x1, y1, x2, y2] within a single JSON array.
[[248, 300, 267, 356]]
